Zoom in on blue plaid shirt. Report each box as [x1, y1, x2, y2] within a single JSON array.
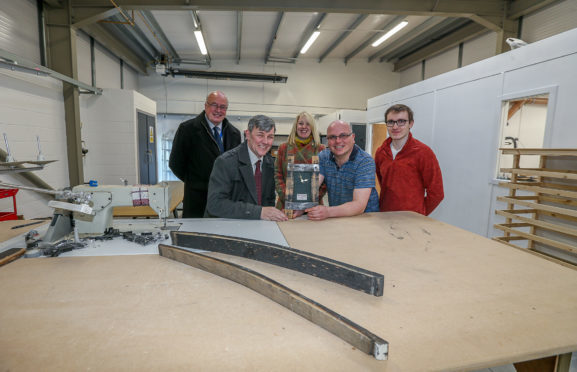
[[319, 145, 379, 212]]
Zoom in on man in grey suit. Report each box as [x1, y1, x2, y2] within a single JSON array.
[[205, 115, 288, 221]]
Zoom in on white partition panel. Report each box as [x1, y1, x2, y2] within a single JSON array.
[[367, 28, 577, 237]]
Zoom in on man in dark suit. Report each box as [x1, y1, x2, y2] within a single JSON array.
[[169, 91, 241, 217], [205, 115, 288, 221]]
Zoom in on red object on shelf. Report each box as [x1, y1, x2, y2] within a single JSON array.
[[0, 188, 19, 221]]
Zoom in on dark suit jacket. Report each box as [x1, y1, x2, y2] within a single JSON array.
[[169, 111, 241, 217], [205, 141, 276, 219]]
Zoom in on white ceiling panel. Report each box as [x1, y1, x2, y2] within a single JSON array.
[[242, 11, 278, 61], [272, 12, 317, 59], [198, 11, 237, 59], [327, 14, 393, 59], [150, 11, 199, 60]]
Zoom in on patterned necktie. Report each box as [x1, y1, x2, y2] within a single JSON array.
[[213, 126, 224, 153], [254, 160, 262, 205]]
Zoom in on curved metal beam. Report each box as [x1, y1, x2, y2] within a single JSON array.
[[170, 231, 384, 296], [159, 243, 389, 360]]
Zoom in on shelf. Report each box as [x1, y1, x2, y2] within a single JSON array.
[[494, 148, 577, 268]]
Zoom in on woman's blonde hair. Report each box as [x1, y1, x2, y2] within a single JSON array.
[[287, 112, 321, 146]]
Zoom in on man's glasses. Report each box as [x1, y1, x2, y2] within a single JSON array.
[[206, 102, 228, 111], [385, 119, 409, 127], [326, 133, 353, 141]]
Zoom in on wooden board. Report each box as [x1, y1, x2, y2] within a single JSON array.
[[0, 247, 25, 266], [1, 213, 577, 371], [276, 213, 577, 371], [0, 219, 49, 242], [113, 181, 184, 217]]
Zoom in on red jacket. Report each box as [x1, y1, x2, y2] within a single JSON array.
[[375, 133, 444, 215]]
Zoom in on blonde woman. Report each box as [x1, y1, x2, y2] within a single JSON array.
[[275, 112, 326, 217]]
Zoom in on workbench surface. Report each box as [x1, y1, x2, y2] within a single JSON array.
[[1, 212, 576, 371]]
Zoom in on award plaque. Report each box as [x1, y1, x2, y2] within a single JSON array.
[[285, 156, 320, 213]]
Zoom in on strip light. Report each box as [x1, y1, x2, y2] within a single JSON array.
[[300, 31, 320, 54], [372, 21, 408, 47], [194, 30, 208, 55]]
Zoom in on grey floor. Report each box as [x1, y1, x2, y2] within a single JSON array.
[[475, 352, 577, 372]]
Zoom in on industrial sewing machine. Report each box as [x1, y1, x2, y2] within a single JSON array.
[[44, 183, 173, 242]]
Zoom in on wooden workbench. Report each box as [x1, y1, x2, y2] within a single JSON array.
[[0, 212, 576, 371], [0, 219, 48, 242], [113, 181, 184, 218]]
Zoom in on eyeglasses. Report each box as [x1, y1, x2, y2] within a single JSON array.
[[385, 119, 409, 127], [326, 133, 353, 141], [206, 102, 228, 111]]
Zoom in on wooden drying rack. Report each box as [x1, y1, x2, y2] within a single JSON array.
[[494, 148, 577, 268]]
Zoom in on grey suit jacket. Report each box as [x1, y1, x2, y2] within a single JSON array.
[[205, 141, 276, 219]]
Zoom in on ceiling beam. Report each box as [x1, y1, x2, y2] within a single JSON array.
[[393, 22, 486, 72], [70, 0, 505, 18], [72, 7, 120, 28], [265, 12, 284, 64], [318, 14, 367, 63], [344, 15, 405, 64], [82, 23, 148, 73]]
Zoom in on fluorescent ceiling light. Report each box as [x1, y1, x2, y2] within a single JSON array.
[[194, 30, 208, 55], [372, 21, 408, 47], [300, 31, 320, 54]]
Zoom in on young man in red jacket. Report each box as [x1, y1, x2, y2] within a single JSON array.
[[374, 104, 444, 216]]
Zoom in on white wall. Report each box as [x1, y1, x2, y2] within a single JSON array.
[[521, 0, 577, 42], [138, 59, 400, 119], [76, 31, 140, 91], [0, 0, 145, 218], [424, 46, 459, 80], [0, 0, 40, 63], [1, 0, 575, 218], [144, 58, 398, 181], [0, 70, 69, 218], [367, 28, 577, 238], [80, 89, 156, 185], [462, 32, 497, 67]]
